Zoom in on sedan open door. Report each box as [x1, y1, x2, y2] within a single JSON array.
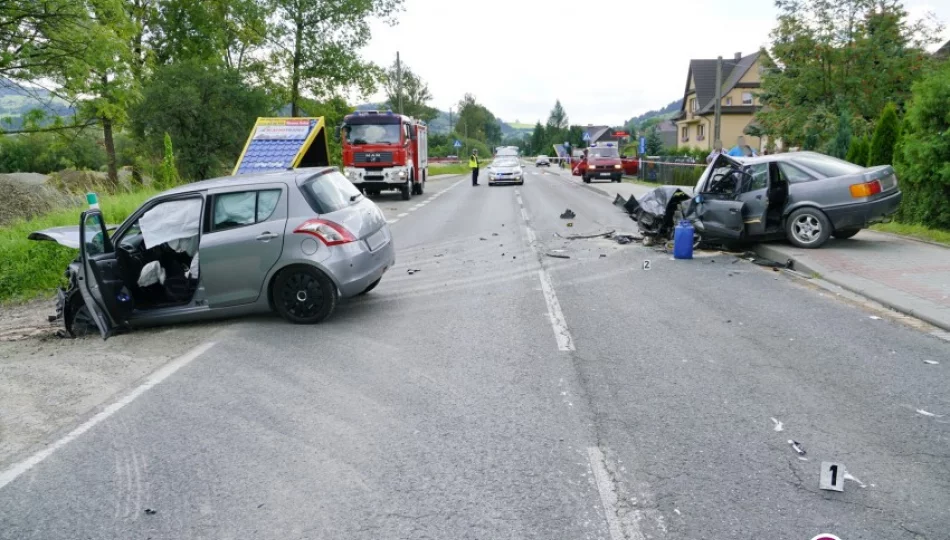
[[78, 210, 124, 339], [693, 154, 748, 239]]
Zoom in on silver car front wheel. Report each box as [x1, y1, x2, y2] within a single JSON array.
[[786, 207, 832, 249]]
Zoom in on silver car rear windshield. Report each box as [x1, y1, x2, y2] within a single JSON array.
[[790, 153, 865, 178], [300, 171, 362, 213]]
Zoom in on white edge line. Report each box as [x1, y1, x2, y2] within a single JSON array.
[[588, 446, 645, 540], [0, 341, 217, 491], [397, 213, 409, 218], [520, 208, 530, 222]]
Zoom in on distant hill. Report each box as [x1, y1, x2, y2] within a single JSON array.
[[623, 98, 682, 130], [0, 80, 74, 130]]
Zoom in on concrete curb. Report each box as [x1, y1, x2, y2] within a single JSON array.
[[753, 243, 950, 332]]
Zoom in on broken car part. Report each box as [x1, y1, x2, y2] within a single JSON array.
[[560, 209, 576, 219]]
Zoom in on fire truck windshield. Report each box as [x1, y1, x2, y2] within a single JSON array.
[[345, 124, 402, 145]]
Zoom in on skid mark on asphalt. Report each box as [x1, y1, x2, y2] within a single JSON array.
[[515, 188, 576, 352], [385, 178, 466, 225]]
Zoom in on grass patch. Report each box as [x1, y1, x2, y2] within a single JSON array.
[[429, 163, 470, 176], [0, 188, 160, 304], [871, 222, 950, 246]]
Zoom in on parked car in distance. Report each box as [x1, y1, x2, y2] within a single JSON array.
[[689, 152, 902, 248], [30, 167, 395, 339], [487, 157, 525, 186], [535, 155, 550, 167]]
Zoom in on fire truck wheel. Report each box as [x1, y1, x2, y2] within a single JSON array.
[[401, 180, 412, 200]]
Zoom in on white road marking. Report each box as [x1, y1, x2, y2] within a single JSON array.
[[411, 204, 422, 210], [397, 213, 409, 218], [538, 269, 575, 351], [0, 341, 217, 491], [516, 191, 574, 351], [387, 219, 398, 224], [587, 447, 646, 540]]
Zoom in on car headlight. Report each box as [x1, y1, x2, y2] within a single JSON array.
[[398, 170, 407, 178], [614, 164, 622, 169]]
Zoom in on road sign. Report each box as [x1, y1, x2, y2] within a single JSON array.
[[583, 132, 591, 142], [639, 136, 646, 154], [614, 131, 629, 137], [453, 140, 462, 148]]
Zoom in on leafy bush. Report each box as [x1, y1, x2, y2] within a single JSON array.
[[894, 62, 950, 229], [0, 131, 107, 174], [869, 102, 899, 166]]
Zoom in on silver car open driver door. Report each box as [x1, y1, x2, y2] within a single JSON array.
[[78, 210, 118, 339]]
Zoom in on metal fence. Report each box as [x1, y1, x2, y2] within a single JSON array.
[[637, 157, 707, 186]]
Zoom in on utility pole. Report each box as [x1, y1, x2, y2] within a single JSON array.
[[713, 55, 723, 149], [396, 51, 404, 115]]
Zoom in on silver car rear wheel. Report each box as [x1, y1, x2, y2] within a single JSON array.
[[273, 266, 338, 324], [786, 207, 831, 249]]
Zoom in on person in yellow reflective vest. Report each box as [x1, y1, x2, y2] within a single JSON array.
[[469, 150, 480, 186]]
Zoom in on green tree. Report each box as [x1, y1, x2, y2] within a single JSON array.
[[529, 121, 546, 155], [131, 60, 271, 180], [830, 107, 853, 159], [269, 0, 403, 117], [382, 61, 437, 123], [545, 99, 568, 147], [869, 102, 900, 166], [758, 0, 941, 149], [846, 136, 869, 166], [299, 95, 352, 167], [645, 126, 663, 155], [154, 132, 181, 189], [894, 61, 950, 228], [455, 94, 501, 145]]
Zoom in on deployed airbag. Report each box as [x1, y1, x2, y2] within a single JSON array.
[[138, 260, 166, 287], [139, 199, 202, 251]]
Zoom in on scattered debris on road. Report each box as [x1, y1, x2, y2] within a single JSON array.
[[771, 418, 784, 432], [924, 360, 939, 365], [560, 209, 576, 219], [546, 252, 571, 259], [788, 440, 807, 456], [492, 233, 499, 236], [916, 409, 942, 417], [869, 316, 882, 320], [407, 268, 421, 275], [144, 509, 157, 515], [479, 237, 487, 241], [555, 229, 616, 240], [566, 222, 573, 227]]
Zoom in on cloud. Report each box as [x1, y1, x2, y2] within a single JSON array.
[[361, 0, 948, 125]]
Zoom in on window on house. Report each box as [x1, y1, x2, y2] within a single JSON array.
[[689, 98, 697, 112], [725, 96, 733, 106], [697, 124, 705, 141], [742, 92, 754, 105], [681, 126, 689, 141]]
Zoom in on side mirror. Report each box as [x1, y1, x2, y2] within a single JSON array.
[[694, 194, 704, 204]]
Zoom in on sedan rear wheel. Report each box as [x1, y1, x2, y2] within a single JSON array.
[[66, 294, 98, 337], [786, 207, 832, 248], [273, 266, 338, 324]]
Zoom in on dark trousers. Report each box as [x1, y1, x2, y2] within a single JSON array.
[[472, 168, 479, 185]]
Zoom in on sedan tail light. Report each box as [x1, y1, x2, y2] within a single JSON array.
[[294, 219, 356, 246], [849, 179, 882, 198]]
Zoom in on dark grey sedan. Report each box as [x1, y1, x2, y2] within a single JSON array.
[[689, 152, 902, 248]]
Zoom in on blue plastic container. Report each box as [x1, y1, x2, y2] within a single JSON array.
[[673, 220, 694, 260]]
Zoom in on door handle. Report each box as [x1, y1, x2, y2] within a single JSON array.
[[256, 232, 279, 241], [729, 208, 739, 213]]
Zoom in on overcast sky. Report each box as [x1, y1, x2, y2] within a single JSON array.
[[361, 0, 950, 126]]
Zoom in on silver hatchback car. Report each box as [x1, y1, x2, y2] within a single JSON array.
[[32, 167, 395, 339]]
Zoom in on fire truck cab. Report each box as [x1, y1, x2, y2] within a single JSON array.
[[340, 110, 428, 201]]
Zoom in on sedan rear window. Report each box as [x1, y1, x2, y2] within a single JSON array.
[[301, 171, 362, 213], [791, 153, 865, 178]]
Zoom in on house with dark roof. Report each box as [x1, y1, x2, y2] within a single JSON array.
[[673, 51, 767, 152], [583, 125, 623, 145], [935, 40, 950, 60]]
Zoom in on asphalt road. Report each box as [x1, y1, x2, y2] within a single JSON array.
[[1, 165, 948, 540]]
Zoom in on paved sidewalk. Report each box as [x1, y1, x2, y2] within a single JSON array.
[[551, 172, 950, 331]]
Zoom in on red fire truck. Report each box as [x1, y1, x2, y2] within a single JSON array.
[[340, 110, 428, 201]]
